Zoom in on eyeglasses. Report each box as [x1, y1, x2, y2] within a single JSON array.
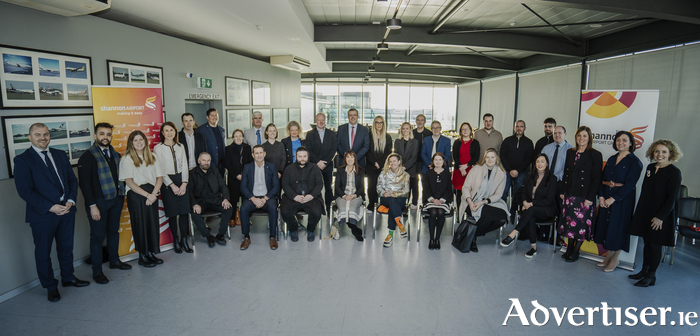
[[376, 122, 384, 125]]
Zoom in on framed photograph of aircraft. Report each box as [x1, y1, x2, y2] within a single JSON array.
[[225, 76, 250, 106], [1, 45, 93, 108], [2, 113, 95, 177], [107, 60, 165, 106], [252, 80, 271, 106]]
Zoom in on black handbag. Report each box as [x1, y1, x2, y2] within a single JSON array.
[[452, 213, 478, 253]]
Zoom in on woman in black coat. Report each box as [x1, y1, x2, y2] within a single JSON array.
[[628, 139, 682, 287], [422, 153, 453, 250], [394, 122, 419, 206], [224, 129, 252, 226], [280, 121, 304, 166], [558, 126, 603, 262], [500, 153, 558, 258], [366, 116, 393, 208]]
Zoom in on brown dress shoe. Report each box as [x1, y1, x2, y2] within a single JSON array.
[[240, 237, 251, 250], [229, 220, 236, 227], [269, 237, 278, 250]]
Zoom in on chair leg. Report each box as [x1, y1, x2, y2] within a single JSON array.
[[372, 206, 377, 239], [189, 215, 195, 246], [417, 208, 422, 243]]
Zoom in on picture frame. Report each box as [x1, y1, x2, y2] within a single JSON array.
[[273, 108, 288, 130], [1, 45, 93, 108], [107, 60, 165, 106], [252, 80, 271, 105], [288, 107, 301, 123], [226, 109, 250, 139], [225, 76, 250, 106], [2, 114, 95, 177]]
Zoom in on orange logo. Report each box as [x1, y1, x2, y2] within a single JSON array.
[[630, 125, 647, 150], [145, 96, 156, 110], [582, 91, 637, 119]]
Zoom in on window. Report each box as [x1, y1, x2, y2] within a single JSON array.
[[363, 85, 385, 126], [433, 86, 457, 131], [301, 84, 314, 130], [387, 85, 409, 132], [339, 85, 362, 126], [316, 84, 339, 128], [410, 86, 433, 125]]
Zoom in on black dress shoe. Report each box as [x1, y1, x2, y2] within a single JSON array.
[[138, 253, 156, 267], [470, 241, 479, 253], [146, 252, 164, 264], [500, 236, 515, 247], [172, 239, 182, 254], [93, 272, 109, 284], [215, 234, 227, 245], [63, 278, 90, 287], [206, 235, 216, 247], [436, 239, 441, 250], [181, 237, 193, 253], [634, 273, 656, 287], [565, 253, 579, 262], [47, 289, 61, 302], [109, 261, 132, 270], [629, 266, 649, 280]]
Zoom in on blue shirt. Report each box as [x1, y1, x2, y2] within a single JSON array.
[[541, 140, 573, 181], [291, 139, 301, 163]]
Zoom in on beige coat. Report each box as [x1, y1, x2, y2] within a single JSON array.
[[459, 164, 509, 219]]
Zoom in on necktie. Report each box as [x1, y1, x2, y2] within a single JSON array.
[[350, 126, 355, 149], [256, 130, 261, 145], [550, 144, 560, 173], [41, 151, 64, 195], [103, 148, 110, 159]]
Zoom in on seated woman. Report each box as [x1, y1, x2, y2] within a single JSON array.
[[459, 148, 509, 253], [500, 153, 558, 258], [422, 152, 453, 250], [333, 150, 365, 242], [377, 153, 410, 248]]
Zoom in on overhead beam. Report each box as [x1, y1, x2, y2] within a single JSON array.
[[315, 25, 586, 57], [301, 73, 464, 83], [325, 50, 521, 71], [332, 63, 482, 79], [587, 20, 700, 58], [508, 0, 700, 25]]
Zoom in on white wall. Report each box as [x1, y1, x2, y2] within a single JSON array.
[[480, 75, 516, 134], [456, 82, 480, 128], [0, 3, 300, 298]]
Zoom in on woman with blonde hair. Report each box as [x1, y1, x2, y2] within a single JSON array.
[[628, 139, 683, 287], [281, 120, 305, 166], [366, 115, 393, 209], [377, 153, 410, 247], [459, 148, 509, 253], [119, 130, 165, 267]]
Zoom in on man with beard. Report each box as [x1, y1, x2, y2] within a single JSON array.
[[196, 108, 226, 176], [189, 152, 233, 247], [280, 147, 325, 242], [499, 120, 534, 219], [534, 117, 556, 156], [473, 113, 503, 158], [78, 123, 131, 285]]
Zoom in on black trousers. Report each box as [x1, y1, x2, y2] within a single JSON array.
[[410, 175, 419, 206], [240, 198, 278, 237], [30, 212, 76, 291], [280, 197, 323, 232], [642, 238, 664, 272], [367, 172, 380, 207], [191, 201, 234, 237], [87, 196, 124, 273], [321, 168, 333, 211], [467, 205, 508, 237], [427, 207, 446, 240], [514, 206, 554, 244]]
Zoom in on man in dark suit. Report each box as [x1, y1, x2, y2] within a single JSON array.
[[14, 123, 89, 302], [412, 114, 432, 207], [196, 108, 226, 176], [337, 108, 369, 168], [305, 112, 337, 212], [239, 145, 280, 250], [421, 120, 452, 173], [77, 122, 131, 286], [179, 112, 207, 171]]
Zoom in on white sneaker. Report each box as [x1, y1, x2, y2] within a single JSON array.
[[331, 225, 340, 240], [383, 234, 393, 247]]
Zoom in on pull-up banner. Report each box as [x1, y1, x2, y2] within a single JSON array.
[[579, 90, 660, 270], [91, 86, 169, 257]]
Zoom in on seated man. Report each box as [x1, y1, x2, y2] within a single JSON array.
[[280, 146, 325, 242], [188, 152, 233, 248], [239, 145, 280, 250]]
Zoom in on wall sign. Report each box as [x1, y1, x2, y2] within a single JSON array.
[[188, 93, 220, 99]]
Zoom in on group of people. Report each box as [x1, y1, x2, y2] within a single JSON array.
[[14, 109, 683, 303]]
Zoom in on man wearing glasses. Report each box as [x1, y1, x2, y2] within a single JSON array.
[[420, 120, 452, 173]]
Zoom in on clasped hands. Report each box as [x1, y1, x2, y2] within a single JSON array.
[[294, 194, 314, 204], [170, 182, 187, 196], [598, 196, 616, 208], [250, 196, 268, 208], [467, 198, 484, 212], [49, 202, 73, 216]]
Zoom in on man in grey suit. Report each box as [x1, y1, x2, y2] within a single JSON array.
[[336, 108, 369, 168], [306, 112, 337, 212], [244, 111, 265, 146]]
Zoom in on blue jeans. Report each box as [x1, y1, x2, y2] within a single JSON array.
[[380, 197, 407, 230], [502, 172, 526, 202]]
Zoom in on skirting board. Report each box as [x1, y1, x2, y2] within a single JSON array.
[[560, 246, 636, 271]]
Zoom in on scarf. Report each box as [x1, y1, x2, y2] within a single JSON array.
[[89, 142, 122, 200]]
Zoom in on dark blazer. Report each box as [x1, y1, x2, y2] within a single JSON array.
[[305, 128, 337, 173], [366, 133, 393, 175], [281, 137, 306, 166], [240, 161, 280, 200], [77, 144, 121, 206], [14, 147, 78, 223], [224, 143, 253, 184], [522, 173, 558, 211], [394, 138, 420, 176], [413, 128, 433, 165], [422, 168, 454, 205], [196, 123, 226, 165], [188, 166, 229, 206], [421, 135, 452, 173], [334, 167, 366, 201], [337, 123, 370, 167], [452, 139, 480, 168], [561, 148, 603, 202], [179, 129, 207, 167]]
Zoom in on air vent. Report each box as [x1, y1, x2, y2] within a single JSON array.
[[270, 55, 311, 72], [1, 0, 111, 16]]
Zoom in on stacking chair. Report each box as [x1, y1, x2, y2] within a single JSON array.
[[328, 199, 367, 239], [247, 208, 284, 241], [503, 214, 559, 253], [417, 203, 457, 243], [668, 197, 700, 265], [372, 201, 411, 240], [188, 209, 228, 246]]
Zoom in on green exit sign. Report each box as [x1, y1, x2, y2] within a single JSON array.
[[197, 77, 213, 89]]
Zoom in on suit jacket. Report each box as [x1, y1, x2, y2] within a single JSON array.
[[394, 138, 419, 176], [305, 127, 337, 173], [281, 137, 306, 166], [188, 166, 229, 206], [334, 167, 366, 201], [413, 128, 433, 164], [366, 133, 393, 175], [421, 135, 452, 173], [522, 174, 558, 211], [224, 143, 252, 184], [452, 139, 480, 167], [240, 161, 280, 200], [196, 123, 226, 165], [561, 148, 603, 202], [14, 147, 78, 223], [422, 168, 454, 204], [179, 129, 207, 167], [337, 123, 370, 167], [243, 127, 265, 146], [77, 144, 121, 206]]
